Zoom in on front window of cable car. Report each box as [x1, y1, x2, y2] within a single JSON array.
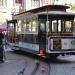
[[47, 19, 73, 33], [39, 19, 46, 32], [52, 20, 62, 32], [40, 22, 45, 31], [64, 21, 72, 32], [58, 20, 61, 32], [52, 20, 58, 32], [46, 21, 50, 32], [73, 17, 75, 33]]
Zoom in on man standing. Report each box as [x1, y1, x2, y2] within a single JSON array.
[[0, 32, 4, 62]]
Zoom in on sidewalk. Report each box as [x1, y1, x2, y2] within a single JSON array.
[[0, 51, 26, 75]]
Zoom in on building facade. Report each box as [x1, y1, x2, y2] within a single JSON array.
[[0, 0, 58, 25], [0, 0, 73, 25], [0, 0, 20, 25], [22, 0, 55, 11], [21, 0, 66, 11]]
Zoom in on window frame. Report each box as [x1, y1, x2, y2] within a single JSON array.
[[0, 0, 7, 7], [47, 19, 73, 33], [31, 0, 40, 8]]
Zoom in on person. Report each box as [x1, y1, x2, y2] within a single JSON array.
[[0, 32, 4, 62], [3, 33, 8, 49]]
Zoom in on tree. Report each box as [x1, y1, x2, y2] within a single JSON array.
[[71, 3, 75, 11]]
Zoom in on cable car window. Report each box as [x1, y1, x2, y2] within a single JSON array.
[[32, 20, 37, 32], [39, 20, 46, 32], [58, 20, 61, 32], [8, 23, 15, 43], [64, 21, 72, 32], [22, 20, 26, 33], [40, 23, 45, 31], [52, 20, 57, 32], [46, 21, 50, 32], [17, 20, 22, 33], [51, 20, 62, 32], [26, 20, 31, 32], [9, 23, 14, 31]]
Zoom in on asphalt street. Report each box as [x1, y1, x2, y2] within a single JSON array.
[[0, 45, 75, 75]]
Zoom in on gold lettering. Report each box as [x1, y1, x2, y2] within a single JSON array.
[[53, 39, 61, 49]]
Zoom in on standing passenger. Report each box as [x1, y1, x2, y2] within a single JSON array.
[[0, 32, 4, 62]]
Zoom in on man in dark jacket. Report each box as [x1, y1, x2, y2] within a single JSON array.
[[0, 32, 4, 62]]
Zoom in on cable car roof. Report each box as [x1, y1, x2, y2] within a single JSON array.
[[36, 11, 75, 16], [13, 5, 75, 20], [14, 5, 70, 16]]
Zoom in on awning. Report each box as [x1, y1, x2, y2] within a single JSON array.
[[0, 24, 7, 32]]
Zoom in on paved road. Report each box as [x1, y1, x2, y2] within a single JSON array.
[[1, 46, 75, 75], [50, 55, 75, 75]]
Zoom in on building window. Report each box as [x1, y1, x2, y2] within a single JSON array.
[[13, 0, 15, 6], [0, 0, 7, 6], [31, 0, 40, 8]]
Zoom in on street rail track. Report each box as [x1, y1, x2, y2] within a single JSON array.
[[34, 61, 51, 75], [30, 61, 40, 75], [18, 59, 51, 75], [18, 61, 28, 75]]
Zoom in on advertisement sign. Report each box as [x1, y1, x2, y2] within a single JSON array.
[[71, 39, 75, 49], [50, 37, 75, 50], [62, 39, 75, 49], [61, 39, 71, 49]]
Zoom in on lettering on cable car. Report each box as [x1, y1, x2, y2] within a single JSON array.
[[53, 39, 61, 49]]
